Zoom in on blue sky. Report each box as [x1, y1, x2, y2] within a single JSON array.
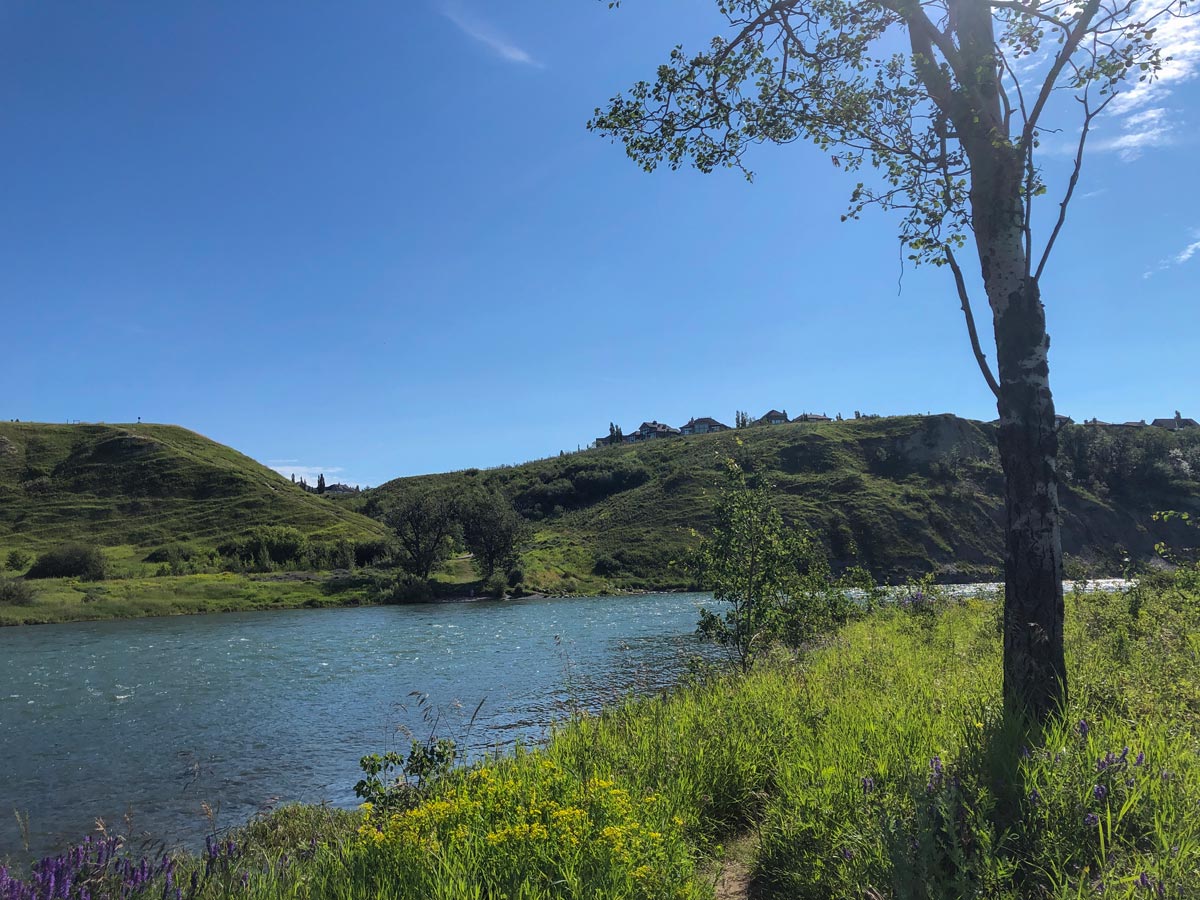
[[2, 1, 1197, 486]]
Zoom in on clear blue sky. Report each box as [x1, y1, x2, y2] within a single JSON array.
[[2, 1, 1197, 486]]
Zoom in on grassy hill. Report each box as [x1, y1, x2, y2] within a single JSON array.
[[352, 415, 1200, 592], [0, 422, 388, 564]]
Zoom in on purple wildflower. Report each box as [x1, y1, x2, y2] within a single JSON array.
[[1093, 784, 1108, 801], [1137, 872, 1152, 889], [1077, 719, 1090, 740], [861, 776, 876, 793], [1134, 751, 1145, 766], [1084, 812, 1100, 827]]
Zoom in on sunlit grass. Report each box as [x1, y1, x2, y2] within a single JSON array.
[[3, 577, 1196, 898]]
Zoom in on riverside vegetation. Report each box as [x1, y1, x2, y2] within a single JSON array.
[[3, 572, 1197, 898]]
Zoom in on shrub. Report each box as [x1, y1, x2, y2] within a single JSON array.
[[0, 577, 37, 606], [5, 548, 32, 572], [26, 544, 108, 581], [384, 576, 435, 604], [218, 526, 308, 571], [593, 553, 621, 577], [354, 539, 393, 568], [484, 573, 508, 598]]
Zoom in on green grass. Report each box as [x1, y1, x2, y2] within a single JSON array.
[[354, 416, 1200, 591], [10, 573, 1194, 898], [0, 571, 378, 625], [0, 421, 388, 560]]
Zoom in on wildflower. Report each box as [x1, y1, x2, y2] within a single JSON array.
[[1137, 872, 1152, 889], [1028, 788, 1040, 806], [1084, 813, 1100, 827], [1019, 746, 1032, 760], [840, 847, 855, 861], [1077, 720, 1090, 740], [1093, 784, 1108, 801], [1134, 751, 1145, 767], [861, 776, 876, 793]]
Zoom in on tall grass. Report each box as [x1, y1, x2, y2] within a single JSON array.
[[4, 578, 1197, 898]]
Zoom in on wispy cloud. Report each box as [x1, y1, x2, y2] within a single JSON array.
[[437, 1, 542, 67], [1142, 228, 1200, 278], [267, 462, 357, 488], [1176, 238, 1200, 264], [1093, 106, 1178, 161], [1097, 2, 1200, 160]]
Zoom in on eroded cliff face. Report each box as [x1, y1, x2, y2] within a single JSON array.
[[360, 414, 1200, 588]]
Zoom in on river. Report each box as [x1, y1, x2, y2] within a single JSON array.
[[0, 593, 716, 860]]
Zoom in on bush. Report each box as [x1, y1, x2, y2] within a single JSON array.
[[354, 539, 393, 568], [384, 576, 435, 604], [592, 553, 621, 577], [5, 548, 32, 572], [484, 573, 508, 598], [26, 544, 108, 581], [0, 577, 38, 606], [218, 526, 308, 571]]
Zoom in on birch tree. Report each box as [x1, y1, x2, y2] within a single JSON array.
[[590, 0, 1193, 721]]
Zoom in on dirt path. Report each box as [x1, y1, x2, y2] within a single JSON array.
[[712, 832, 758, 900]]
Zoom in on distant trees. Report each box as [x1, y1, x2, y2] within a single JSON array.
[[734, 411, 751, 429], [459, 489, 528, 579], [385, 491, 460, 581], [608, 422, 624, 443], [317, 473, 327, 495]]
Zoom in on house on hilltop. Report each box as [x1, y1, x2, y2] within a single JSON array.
[[634, 421, 681, 440], [679, 417, 729, 435], [1151, 412, 1199, 431], [793, 412, 832, 423], [759, 409, 789, 425]]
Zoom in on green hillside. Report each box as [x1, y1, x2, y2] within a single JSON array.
[[0, 422, 388, 558], [353, 415, 1200, 592]]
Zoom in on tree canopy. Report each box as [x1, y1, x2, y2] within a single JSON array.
[[591, 0, 1192, 721]]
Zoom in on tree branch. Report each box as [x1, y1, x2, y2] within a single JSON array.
[[1021, 0, 1101, 146], [947, 244, 1002, 398], [1034, 89, 1114, 280]]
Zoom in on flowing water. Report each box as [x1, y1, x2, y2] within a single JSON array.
[[0, 593, 716, 860], [0, 580, 1131, 861]]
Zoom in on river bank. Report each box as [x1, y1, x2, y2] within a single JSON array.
[[0, 565, 1137, 627], [3, 576, 1196, 898], [0, 593, 717, 859]]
